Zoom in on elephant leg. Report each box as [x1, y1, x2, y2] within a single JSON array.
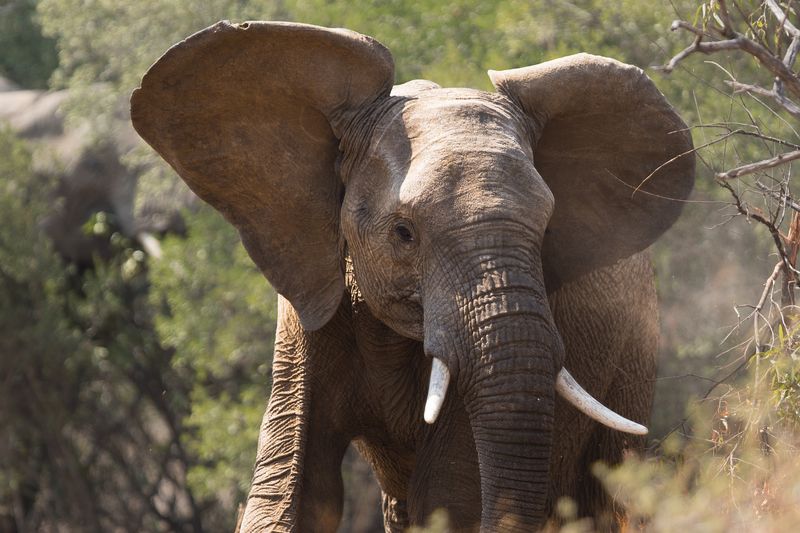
[[573, 334, 655, 532], [240, 297, 357, 532], [547, 252, 658, 531], [349, 438, 413, 533], [296, 401, 350, 531], [381, 492, 409, 533], [549, 344, 654, 532]]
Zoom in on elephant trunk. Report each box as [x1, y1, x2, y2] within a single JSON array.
[[424, 252, 562, 531], [467, 310, 559, 531]]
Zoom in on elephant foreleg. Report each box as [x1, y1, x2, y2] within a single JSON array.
[[572, 332, 655, 532], [239, 322, 311, 532], [381, 492, 409, 533], [547, 251, 658, 531], [239, 298, 354, 532]]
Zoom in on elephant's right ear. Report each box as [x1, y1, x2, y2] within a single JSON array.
[[131, 21, 394, 330]]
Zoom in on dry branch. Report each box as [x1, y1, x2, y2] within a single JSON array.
[[659, 0, 800, 472], [727, 81, 800, 119], [755, 181, 800, 213], [665, 2, 800, 100], [757, 261, 784, 313], [766, 0, 800, 38], [716, 149, 800, 179]]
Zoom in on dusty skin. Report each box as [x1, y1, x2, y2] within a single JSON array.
[[131, 21, 695, 532]]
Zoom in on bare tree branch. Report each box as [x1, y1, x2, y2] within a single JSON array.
[[727, 80, 800, 119], [662, 0, 800, 472], [756, 181, 800, 213], [766, 0, 800, 38], [665, 13, 800, 99], [716, 149, 800, 179]]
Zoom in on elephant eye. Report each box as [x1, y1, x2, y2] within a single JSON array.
[[393, 221, 415, 243]]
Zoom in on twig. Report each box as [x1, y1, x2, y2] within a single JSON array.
[[671, 19, 708, 37], [727, 80, 800, 119], [665, 21, 800, 99], [662, 31, 740, 73], [756, 261, 784, 312], [718, 0, 738, 38], [718, 180, 793, 275], [652, 356, 750, 452], [716, 149, 800, 180], [766, 0, 800, 38], [688, 124, 800, 149], [756, 180, 800, 213]]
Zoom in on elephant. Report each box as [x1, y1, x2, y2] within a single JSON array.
[[130, 21, 695, 532], [0, 79, 180, 264]]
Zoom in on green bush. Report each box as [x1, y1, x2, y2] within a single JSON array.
[[150, 205, 277, 504]]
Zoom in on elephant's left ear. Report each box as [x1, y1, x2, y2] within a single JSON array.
[[489, 54, 695, 288]]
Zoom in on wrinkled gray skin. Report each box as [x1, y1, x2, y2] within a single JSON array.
[[0, 77, 176, 264], [131, 22, 695, 533]]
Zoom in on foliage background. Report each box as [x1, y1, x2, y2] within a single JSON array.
[[1, 0, 796, 531]]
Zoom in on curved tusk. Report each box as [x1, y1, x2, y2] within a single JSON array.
[[424, 358, 451, 424], [136, 231, 163, 259], [556, 368, 648, 436]]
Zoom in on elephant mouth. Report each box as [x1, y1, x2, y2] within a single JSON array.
[[381, 289, 424, 340], [423, 356, 647, 435]]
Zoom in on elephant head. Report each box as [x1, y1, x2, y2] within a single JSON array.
[[0, 85, 179, 264], [131, 21, 693, 530]]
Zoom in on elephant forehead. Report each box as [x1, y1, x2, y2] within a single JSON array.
[[397, 144, 547, 225], [403, 89, 526, 144], [367, 89, 528, 159], [347, 89, 549, 226], [389, 92, 539, 210]]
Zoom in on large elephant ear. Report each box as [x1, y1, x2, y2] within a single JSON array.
[[489, 53, 694, 288], [131, 21, 394, 330]]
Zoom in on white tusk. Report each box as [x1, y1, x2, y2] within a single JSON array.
[[556, 368, 648, 436], [136, 231, 162, 260], [424, 358, 451, 424]]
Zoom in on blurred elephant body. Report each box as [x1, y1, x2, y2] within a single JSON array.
[[0, 79, 174, 264], [132, 22, 694, 532]]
